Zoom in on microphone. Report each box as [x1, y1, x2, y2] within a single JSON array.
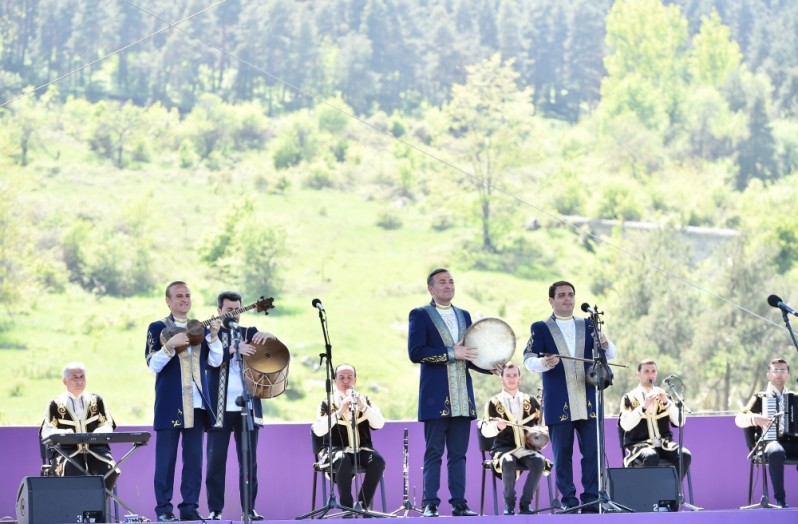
[[663, 374, 676, 385], [312, 298, 325, 312], [580, 303, 596, 315], [222, 317, 239, 330], [767, 295, 798, 317]]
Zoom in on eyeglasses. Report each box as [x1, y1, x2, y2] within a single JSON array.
[[769, 369, 790, 374]]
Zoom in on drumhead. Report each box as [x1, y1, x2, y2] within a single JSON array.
[[464, 317, 516, 371], [245, 337, 290, 373]]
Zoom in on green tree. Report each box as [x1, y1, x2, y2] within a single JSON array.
[[199, 198, 286, 298], [442, 53, 533, 252]]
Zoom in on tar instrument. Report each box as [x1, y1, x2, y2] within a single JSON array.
[[159, 296, 274, 353], [244, 336, 290, 398], [464, 317, 516, 371]]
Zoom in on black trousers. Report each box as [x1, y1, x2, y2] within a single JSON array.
[[206, 411, 260, 513], [329, 448, 385, 508]]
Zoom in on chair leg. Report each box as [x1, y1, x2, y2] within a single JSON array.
[[480, 468, 486, 516], [379, 475, 387, 512], [686, 468, 695, 504], [491, 473, 498, 515], [312, 471, 318, 511]]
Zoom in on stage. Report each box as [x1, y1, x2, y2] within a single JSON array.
[[2, 417, 797, 522]]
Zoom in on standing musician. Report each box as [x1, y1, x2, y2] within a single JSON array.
[[480, 362, 546, 515], [735, 357, 798, 508], [311, 364, 386, 511], [619, 359, 691, 478], [522, 281, 616, 512], [205, 291, 271, 521], [40, 362, 119, 489], [408, 268, 492, 518], [145, 281, 223, 522]]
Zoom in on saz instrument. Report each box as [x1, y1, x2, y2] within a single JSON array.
[[160, 296, 275, 353]]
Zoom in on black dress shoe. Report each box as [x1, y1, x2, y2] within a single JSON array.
[[206, 510, 222, 520], [776, 499, 788, 508], [180, 510, 203, 521], [245, 510, 265, 521], [451, 503, 478, 517], [503, 506, 515, 515], [519, 504, 533, 515], [422, 504, 439, 517], [157, 513, 178, 522]]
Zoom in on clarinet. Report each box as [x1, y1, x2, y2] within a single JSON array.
[[402, 427, 410, 504]]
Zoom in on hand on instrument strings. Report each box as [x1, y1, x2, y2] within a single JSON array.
[[234, 341, 257, 357], [598, 332, 609, 349], [208, 318, 221, 339], [251, 330, 274, 345], [491, 417, 508, 431], [542, 354, 560, 369], [453, 340, 478, 361], [752, 413, 772, 430], [164, 332, 189, 352]]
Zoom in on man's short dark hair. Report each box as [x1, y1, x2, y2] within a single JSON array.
[[769, 358, 790, 373], [217, 290, 243, 309], [427, 267, 450, 286], [637, 359, 656, 371], [165, 281, 187, 298], [334, 363, 357, 378], [548, 280, 575, 298], [501, 362, 521, 377]]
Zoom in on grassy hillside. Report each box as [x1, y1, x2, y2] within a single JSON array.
[[2, 161, 593, 426]]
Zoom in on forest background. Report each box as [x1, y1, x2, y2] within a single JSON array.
[[2, 0, 798, 426]]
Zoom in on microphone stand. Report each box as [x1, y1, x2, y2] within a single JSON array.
[[343, 392, 391, 517], [297, 305, 352, 520], [665, 378, 702, 511], [741, 414, 782, 509], [560, 310, 631, 514], [231, 327, 256, 524], [780, 310, 798, 351]]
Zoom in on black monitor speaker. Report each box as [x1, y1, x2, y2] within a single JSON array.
[[607, 466, 679, 512], [16, 475, 106, 523]]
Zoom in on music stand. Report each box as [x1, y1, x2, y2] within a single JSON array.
[[560, 307, 632, 514], [741, 414, 782, 509], [390, 428, 423, 516], [665, 376, 702, 511]]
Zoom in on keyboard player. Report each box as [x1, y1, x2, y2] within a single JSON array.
[[40, 362, 120, 489], [735, 357, 798, 508]]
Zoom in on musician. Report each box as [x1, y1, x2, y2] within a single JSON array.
[[311, 364, 386, 512], [522, 281, 616, 513], [145, 281, 223, 522], [408, 268, 491, 517], [205, 291, 271, 521], [480, 362, 546, 515], [40, 362, 119, 489], [619, 359, 691, 479], [735, 357, 798, 508]]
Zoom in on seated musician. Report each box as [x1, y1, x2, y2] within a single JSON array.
[[40, 362, 119, 489], [480, 362, 546, 515], [619, 359, 691, 479], [311, 364, 386, 512], [735, 357, 798, 508]]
